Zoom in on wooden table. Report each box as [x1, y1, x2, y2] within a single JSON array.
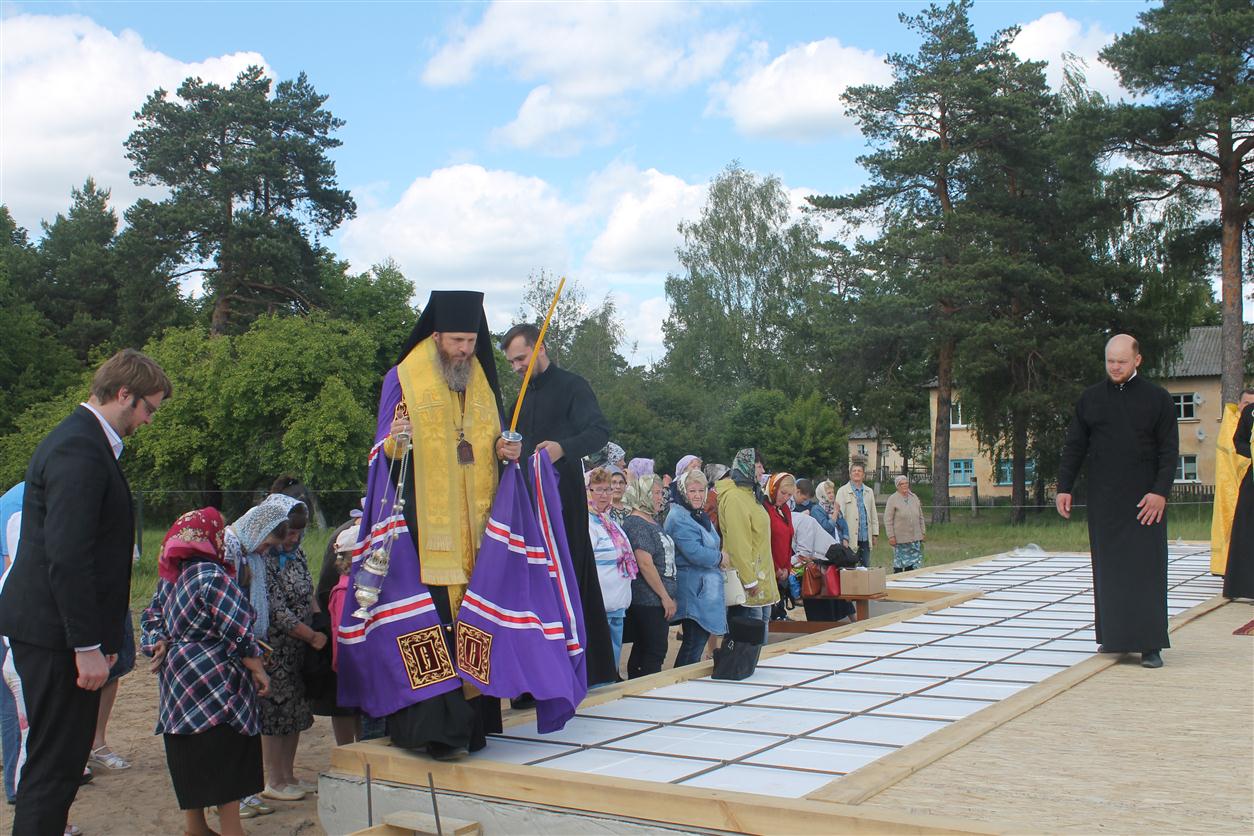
[[806, 591, 887, 622], [769, 591, 889, 634]]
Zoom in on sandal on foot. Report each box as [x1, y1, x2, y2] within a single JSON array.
[[89, 745, 131, 771]]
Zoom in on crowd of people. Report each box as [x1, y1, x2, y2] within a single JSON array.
[[0, 320, 1249, 836], [579, 445, 930, 679]]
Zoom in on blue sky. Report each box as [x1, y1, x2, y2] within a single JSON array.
[[1, 1, 1169, 360]]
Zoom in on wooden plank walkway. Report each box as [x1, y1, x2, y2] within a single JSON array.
[[859, 601, 1254, 834]]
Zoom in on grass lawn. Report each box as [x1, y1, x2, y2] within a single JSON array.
[[129, 526, 334, 612], [865, 502, 1213, 570], [128, 503, 1216, 611]]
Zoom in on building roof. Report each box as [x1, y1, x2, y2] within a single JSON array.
[[848, 428, 879, 440], [1160, 325, 1253, 379]]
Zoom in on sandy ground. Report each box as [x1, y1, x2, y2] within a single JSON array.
[[0, 655, 333, 836], [0, 619, 713, 836], [862, 600, 1254, 834]]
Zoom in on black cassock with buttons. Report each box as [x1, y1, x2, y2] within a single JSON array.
[[1058, 374, 1178, 652]]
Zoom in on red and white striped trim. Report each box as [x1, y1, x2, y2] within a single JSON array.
[[366, 438, 387, 465], [351, 514, 408, 560], [337, 593, 434, 645], [531, 456, 585, 657], [461, 590, 565, 640], [484, 518, 549, 565]]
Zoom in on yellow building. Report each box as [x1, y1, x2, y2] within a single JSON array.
[[928, 326, 1251, 498], [847, 429, 905, 480]]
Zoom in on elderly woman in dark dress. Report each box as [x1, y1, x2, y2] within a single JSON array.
[[621, 475, 678, 678], [258, 494, 323, 801], [142, 509, 270, 836]]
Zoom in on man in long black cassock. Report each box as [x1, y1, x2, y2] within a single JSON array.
[[501, 324, 617, 686], [1056, 334, 1178, 668]]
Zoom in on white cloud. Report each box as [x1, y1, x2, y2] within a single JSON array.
[[0, 13, 267, 231], [423, 1, 737, 151], [585, 166, 706, 274], [339, 161, 710, 361], [492, 86, 612, 156], [337, 164, 576, 330], [1011, 12, 1123, 98], [338, 160, 833, 364], [709, 37, 891, 140], [608, 291, 670, 364]]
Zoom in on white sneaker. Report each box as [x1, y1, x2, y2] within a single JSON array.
[[261, 784, 305, 801], [292, 778, 318, 794], [242, 795, 274, 815]]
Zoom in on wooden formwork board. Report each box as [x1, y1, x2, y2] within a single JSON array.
[[806, 592, 1231, 806], [330, 586, 1002, 835], [328, 741, 1004, 835], [328, 550, 1219, 835]]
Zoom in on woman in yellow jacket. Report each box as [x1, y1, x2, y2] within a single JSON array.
[[716, 448, 779, 641]]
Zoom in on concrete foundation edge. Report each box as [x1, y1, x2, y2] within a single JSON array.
[[318, 770, 712, 836]]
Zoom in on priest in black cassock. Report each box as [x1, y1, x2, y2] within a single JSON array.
[[1056, 334, 1178, 668], [501, 324, 617, 686], [1222, 395, 1254, 600]]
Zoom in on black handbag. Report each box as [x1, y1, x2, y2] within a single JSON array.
[[301, 611, 335, 699], [711, 615, 765, 681]]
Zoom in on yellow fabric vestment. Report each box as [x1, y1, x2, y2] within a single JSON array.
[[1211, 402, 1251, 574], [392, 338, 500, 608]]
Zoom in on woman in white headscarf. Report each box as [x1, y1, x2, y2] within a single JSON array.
[[256, 492, 322, 802]]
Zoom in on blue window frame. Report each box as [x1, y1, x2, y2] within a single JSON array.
[[950, 458, 974, 486], [995, 459, 1036, 486]]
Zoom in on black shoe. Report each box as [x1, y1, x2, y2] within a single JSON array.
[[1141, 650, 1163, 668], [427, 741, 469, 761], [80, 767, 93, 786]]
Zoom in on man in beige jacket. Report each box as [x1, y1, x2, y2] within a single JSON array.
[[835, 464, 878, 567]]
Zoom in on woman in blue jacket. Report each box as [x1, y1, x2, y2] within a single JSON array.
[[664, 470, 729, 667]]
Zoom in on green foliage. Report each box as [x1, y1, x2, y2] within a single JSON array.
[[119, 314, 377, 518], [1099, 0, 1253, 403], [598, 370, 725, 473], [125, 66, 356, 334], [513, 270, 629, 394], [0, 371, 90, 487], [758, 392, 849, 480], [321, 257, 419, 379], [0, 209, 81, 436], [810, 0, 1033, 520], [664, 161, 821, 391], [722, 390, 789, 460]]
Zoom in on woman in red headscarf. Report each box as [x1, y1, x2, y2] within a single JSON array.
[[763, 473, 797, 618], [141, 509, 271, 836]]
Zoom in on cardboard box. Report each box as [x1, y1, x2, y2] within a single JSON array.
[[839, 567, 886, 595]]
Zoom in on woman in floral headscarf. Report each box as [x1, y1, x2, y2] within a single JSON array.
[[142, 509, 270, 836], [620, 474, 678, 678], [715, 449, 778, 640], [606, 465, 630, 525], [587, 468, 637, 674], [813, 480, 850, 545]]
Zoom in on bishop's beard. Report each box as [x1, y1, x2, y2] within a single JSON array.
[[438, 348, 473, 392]]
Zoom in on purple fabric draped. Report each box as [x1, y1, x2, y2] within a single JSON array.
[[337, 370, 587, 729], [336, 367, 459, 718], [459, 450, 588, 733]]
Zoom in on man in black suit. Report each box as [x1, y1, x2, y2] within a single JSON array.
[[0, 349, 170, 835]]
